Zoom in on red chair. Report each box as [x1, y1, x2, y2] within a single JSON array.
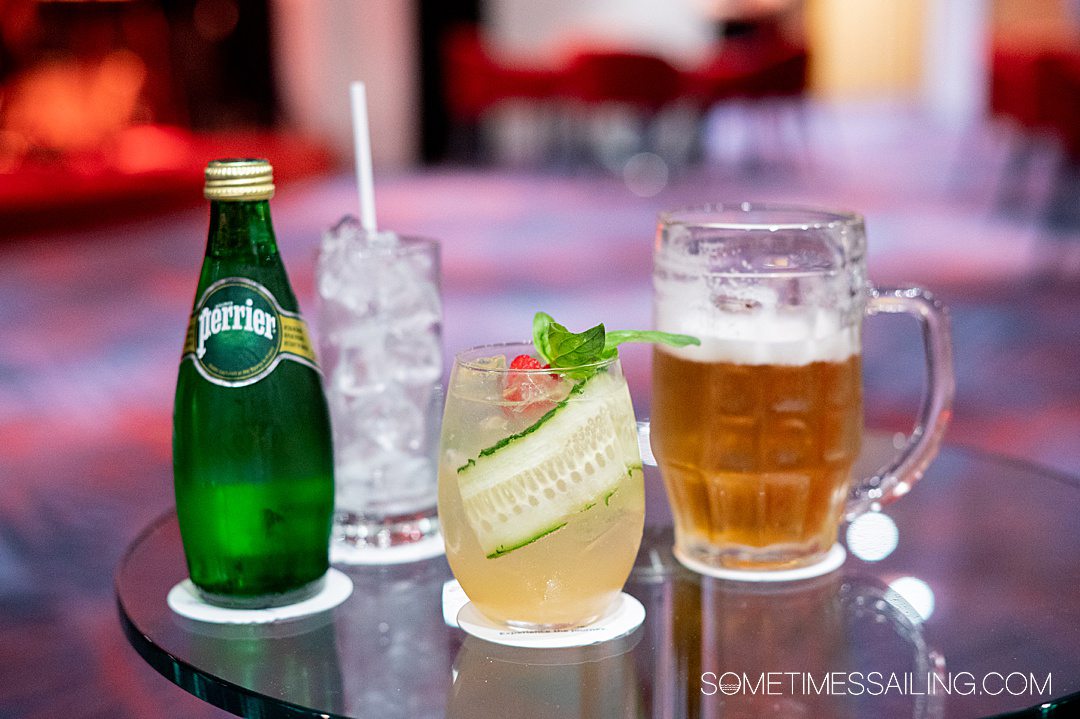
[[441, 25, 571, 162], [1034, 48, 1080, 235], [1039, 49, 1080, 159], [554, 51, 685, 167], [681, 31, 810, 172], [990, 42, 1057, 132], [684, 38, 809, 108], [987, 41, 1078, 211], [561, 51, 682, 110], [442, 25, 566, 124]]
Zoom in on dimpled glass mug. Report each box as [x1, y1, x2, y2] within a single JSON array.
[[650, 204, 954, 572]]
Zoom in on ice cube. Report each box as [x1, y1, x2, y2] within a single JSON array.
[[378, 261, 441, 324], [317, 218, 404, 313], [387, 327, 442, 386], [404, 246, 436, 275], [502, 371, 574, 431], [322, 216, 399, 251], [470, 355, 507, 371], [331, 344, 384, 396], [317, 252, 377, 314], [453, 354, 505, 402], [336, 450, 437, 516], [509, 371, 573, 406], [478, 413, 509, 437]]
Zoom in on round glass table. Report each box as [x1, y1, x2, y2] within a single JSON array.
[[117, 435, 1080, 718]]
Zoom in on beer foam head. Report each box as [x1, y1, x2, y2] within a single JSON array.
[[656, 298, 859, 366]]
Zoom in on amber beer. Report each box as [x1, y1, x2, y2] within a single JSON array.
[[651, 341, 863, 569]]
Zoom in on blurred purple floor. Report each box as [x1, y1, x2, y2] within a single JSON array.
[[1, 104, 1078, 717]]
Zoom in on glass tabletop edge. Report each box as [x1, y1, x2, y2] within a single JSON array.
[[982, 689, 1080, 718], [115, 514, 353, 719], [940, 440, 1080, 490]]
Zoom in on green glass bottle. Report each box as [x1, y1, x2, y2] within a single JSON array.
[[173, 159, 334, 608]]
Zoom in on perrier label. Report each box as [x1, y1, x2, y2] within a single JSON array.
[[182, 277, 317, 387], [172, 159, 335, 609]]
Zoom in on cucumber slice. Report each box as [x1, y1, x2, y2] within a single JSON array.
[[455, 372, 640, 558]]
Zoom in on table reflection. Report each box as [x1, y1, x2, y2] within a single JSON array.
[[176, 612, 347, 716], [334, 559, 453, 717], [630, 526, 945, 718], [447, 633, 644, 718]]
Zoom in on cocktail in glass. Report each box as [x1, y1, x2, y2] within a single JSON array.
[[438, 342, 645, 629]]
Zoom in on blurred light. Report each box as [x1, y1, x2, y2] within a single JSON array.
[[623, 152, 668, 197], [113, 126, 190, 173], [194, 0, 240, 42], [636, 421, 656, 467], [0, 131, 29, 172], [2, 51, 146, 155], [846, 511, 899, 562], [887, 576, 935, 622]]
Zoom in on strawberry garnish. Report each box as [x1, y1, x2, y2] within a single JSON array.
[[504, 354, 560, 422], [509, 354, 545, 371]]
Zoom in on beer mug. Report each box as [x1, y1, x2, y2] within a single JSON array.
[[650, 204, 954, 572]]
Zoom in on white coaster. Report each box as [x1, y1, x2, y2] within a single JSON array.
[[167, 568, 353, 624], [453, 590, 646, 649], [442, 579, 470, 628], [674, 543, 847, 582], [330, 532, 445, 566]]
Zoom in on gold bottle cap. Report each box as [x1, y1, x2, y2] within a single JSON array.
[[204, 159, 275, 201]]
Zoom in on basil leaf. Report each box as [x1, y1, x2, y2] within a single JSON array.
[[547, 322, 606, 368], [532, 312, 556, 365], [531, 312, 700, 381], [603, 330, 701, 357]]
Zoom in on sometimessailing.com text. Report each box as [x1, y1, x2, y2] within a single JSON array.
[[701, 671, 1053, 698]]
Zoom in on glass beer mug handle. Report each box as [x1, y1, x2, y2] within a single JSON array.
[[846, 286, 955, 520]]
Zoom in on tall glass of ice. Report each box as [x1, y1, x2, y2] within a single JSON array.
[[316, 218, 443, 557]]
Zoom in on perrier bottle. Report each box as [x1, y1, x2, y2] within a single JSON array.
[[173, 159, 334, 608]]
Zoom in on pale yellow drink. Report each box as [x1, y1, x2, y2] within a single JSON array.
[[438, 344, 645, 629]]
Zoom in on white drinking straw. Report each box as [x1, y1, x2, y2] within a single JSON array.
[[349, 81, 378, 234]]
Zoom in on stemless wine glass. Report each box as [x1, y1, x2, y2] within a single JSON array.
[[651, 204, 954, 573], [438, 342, 645, 629]]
